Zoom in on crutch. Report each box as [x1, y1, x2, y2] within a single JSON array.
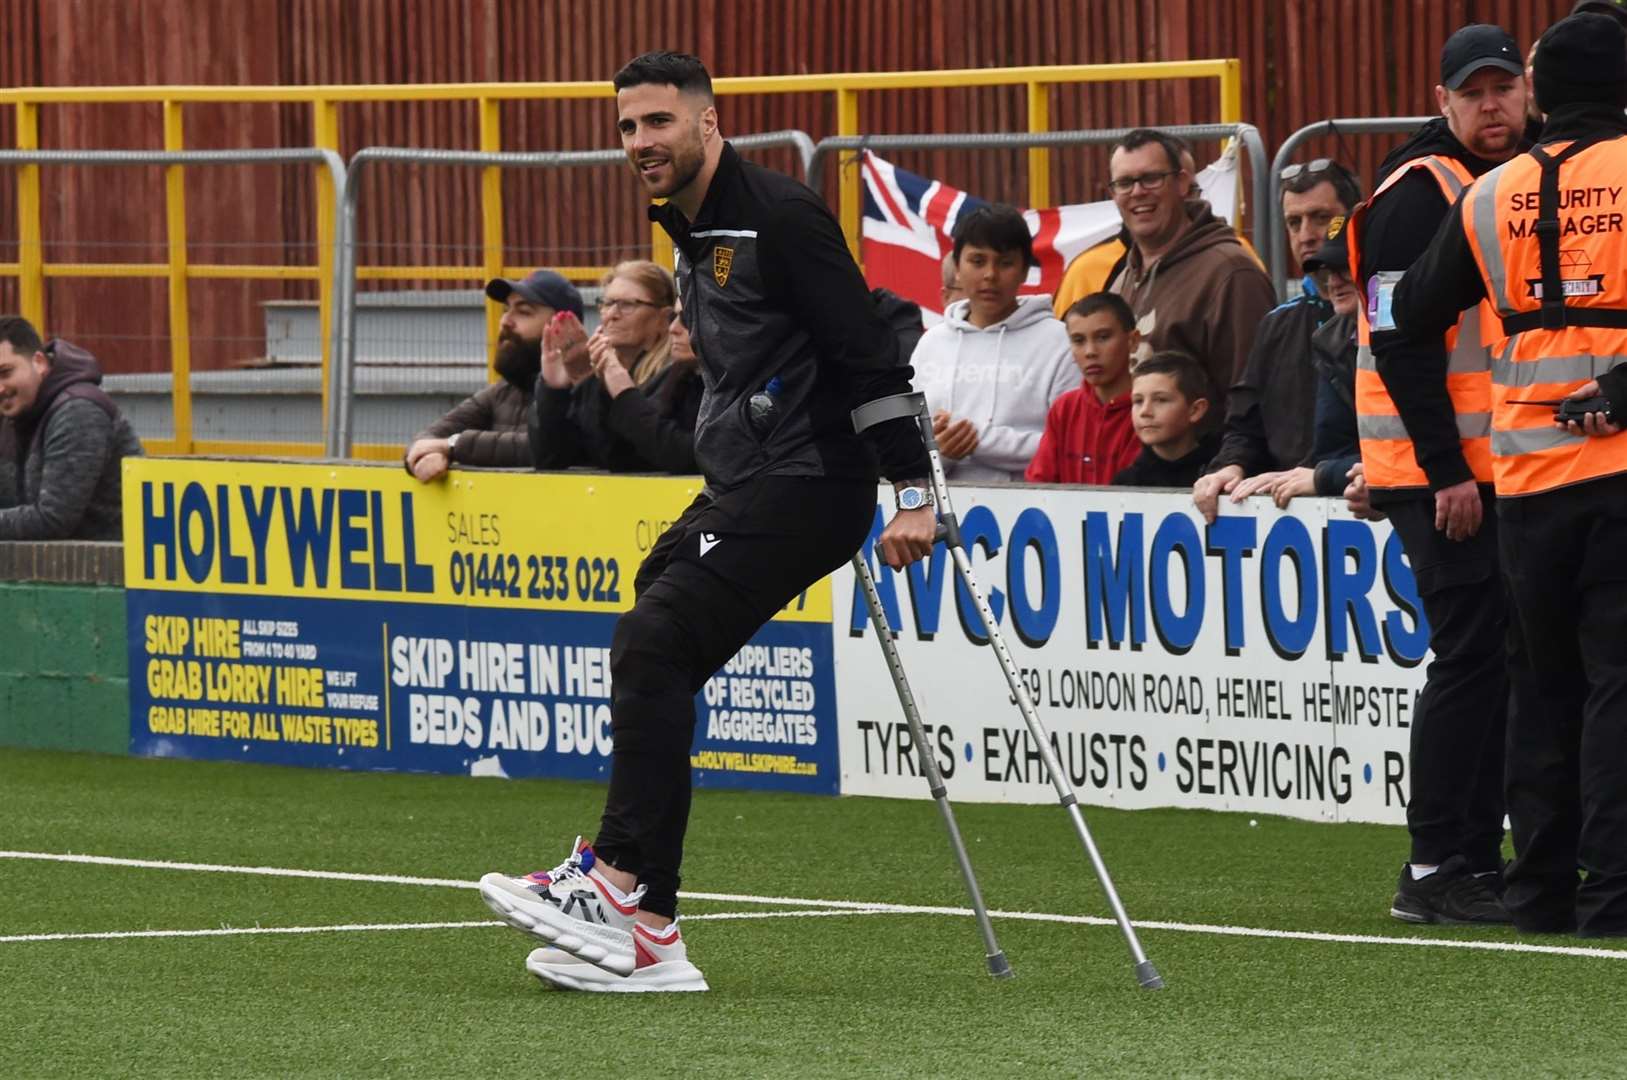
[[853, 392, 1165, 991], [849, 548, 1013, 978]]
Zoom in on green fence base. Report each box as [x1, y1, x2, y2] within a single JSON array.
[[0, 545, 129, 755]]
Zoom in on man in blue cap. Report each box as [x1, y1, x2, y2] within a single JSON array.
[[404, 268, 584, 482]]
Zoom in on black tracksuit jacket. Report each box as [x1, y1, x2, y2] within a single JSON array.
[[649, 142, 929, 492]]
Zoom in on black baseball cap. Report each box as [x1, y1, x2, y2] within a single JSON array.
[[1572, 0, 1627, 25], [484, 269, 584, 319], [1439, 24, 1524, 90], [1302, 214, 1350, 276]]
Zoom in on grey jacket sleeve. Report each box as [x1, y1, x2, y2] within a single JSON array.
[[413, 388, 496, 443], [452, 427, 532, 468], [0, 400, 115, 540]]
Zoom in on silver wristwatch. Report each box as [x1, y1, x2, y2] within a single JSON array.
[[895, 485, 935, 511]]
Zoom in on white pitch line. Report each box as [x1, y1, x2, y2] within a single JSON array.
[[0, 921, 499, 944], [0, 850, 474, 889], [0, 910, 878, 945], [3, 849, 1625, 962], [685, 908, 893, 922]]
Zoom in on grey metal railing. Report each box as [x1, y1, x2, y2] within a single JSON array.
[[0, 148, 350, 454], [1267, 116, 1433, 295], [329, 131, 815, 455], [806, 124, 1272, 260]]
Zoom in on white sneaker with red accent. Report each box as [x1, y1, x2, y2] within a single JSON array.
[[478, 837, 644, 975], [526, 921, 708, 992]]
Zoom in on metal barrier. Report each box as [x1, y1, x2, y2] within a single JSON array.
[[330, 132, 815, 456], [1266, 116, 1433, 295], [0, 63, 1240, 442], [0, 148, 347, 456], [806, 123, 1273, 263]]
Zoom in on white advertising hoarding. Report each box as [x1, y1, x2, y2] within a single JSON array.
[[835, 487, 1431, 825]]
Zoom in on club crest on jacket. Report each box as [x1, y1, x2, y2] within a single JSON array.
[[713, 246, 734, 287]]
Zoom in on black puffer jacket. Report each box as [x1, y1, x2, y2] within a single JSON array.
[[1203, 277, 1333, 476], [1308, 312, 1360, 496], [529, 361, 704, 474]]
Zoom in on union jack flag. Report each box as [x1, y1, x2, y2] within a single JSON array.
[[859, 148, 1241, 316]]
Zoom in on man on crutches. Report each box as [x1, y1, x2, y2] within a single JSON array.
[[478, 50, 937, 992]]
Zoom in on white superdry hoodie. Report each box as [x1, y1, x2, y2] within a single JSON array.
[[910, 293, 1081, 483]]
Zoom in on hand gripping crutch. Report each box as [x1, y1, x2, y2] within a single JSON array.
[[853, 392, 1165, 991]]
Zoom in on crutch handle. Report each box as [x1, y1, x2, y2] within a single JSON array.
[[851, 391, 928, 434]]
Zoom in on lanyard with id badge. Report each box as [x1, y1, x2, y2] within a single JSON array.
[[1367, 271, 1404, 332]]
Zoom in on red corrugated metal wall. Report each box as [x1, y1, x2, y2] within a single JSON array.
[[0, 0, 1577, 373]]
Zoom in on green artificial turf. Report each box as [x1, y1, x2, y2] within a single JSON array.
[[2, 749, 1624, 1079]]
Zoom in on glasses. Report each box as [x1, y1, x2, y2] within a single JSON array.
[[598, 298, 663, 315], [1280, 158, 1336, 184], [1105, 170, 1179, 196]]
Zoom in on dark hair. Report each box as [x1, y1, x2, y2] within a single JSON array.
[[1111, 128, 1191, 174], [1280, 160, 1363, 212], [0, 314, 44, 358], [1132, 350, 1210, 404], [951, 204, 1036, 268], [1064, 291, 1137, 332], [612, 51, 715, 102]]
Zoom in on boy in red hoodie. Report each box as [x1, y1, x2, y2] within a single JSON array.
[[1025, 292, 1143, 484]]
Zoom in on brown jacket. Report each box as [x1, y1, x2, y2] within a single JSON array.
[[1109, 199, 1276, 424], [413, 379, 532, 467]]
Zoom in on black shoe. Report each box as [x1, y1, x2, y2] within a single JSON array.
[[1574, 924, 1627, 939], [1390, 855, 1512, 925], [1472, 865, 1507, 899]]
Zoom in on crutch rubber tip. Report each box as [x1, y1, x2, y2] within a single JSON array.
[[1134, 960, 1166, 990], [986, 951, 1014, 979]]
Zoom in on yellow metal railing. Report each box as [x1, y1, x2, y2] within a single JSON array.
[[0, 60, 1241, 459]]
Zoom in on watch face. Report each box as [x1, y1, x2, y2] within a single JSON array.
[[899, 487, 925, 510]]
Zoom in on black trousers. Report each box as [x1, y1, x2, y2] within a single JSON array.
[[1384, 491, 1508, 871], [1498, 474, 1627, 935], [593, 475, 876, 918]]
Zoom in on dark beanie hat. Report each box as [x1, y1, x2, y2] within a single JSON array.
[[1533, 12, 1627, 112]]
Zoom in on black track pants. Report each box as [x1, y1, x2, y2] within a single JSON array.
[[1384, 491, 1508, 871], [1498, 475, 1627, 936], [593, 476, 876, 918]]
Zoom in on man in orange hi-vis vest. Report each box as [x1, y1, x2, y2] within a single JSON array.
[[1394, 10, 1627, 939], [1350, 23, 1532, 928]]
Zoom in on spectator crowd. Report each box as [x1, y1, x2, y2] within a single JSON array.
[[390, 119, 1351, 499]]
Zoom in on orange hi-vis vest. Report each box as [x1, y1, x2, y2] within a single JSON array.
[[1460, 135, 1627, 496], [1350, 155, 1494, 491]]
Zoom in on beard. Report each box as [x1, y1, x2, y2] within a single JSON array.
[[1465, 118, 1519, 159], [631, 123, 707, 199], [493, 330, 542, 387]]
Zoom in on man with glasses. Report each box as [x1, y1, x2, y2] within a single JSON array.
[[1350, 22, 1531, 926], [1193, 159, 1363, 521], [1105, 128, 1276, 429]]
